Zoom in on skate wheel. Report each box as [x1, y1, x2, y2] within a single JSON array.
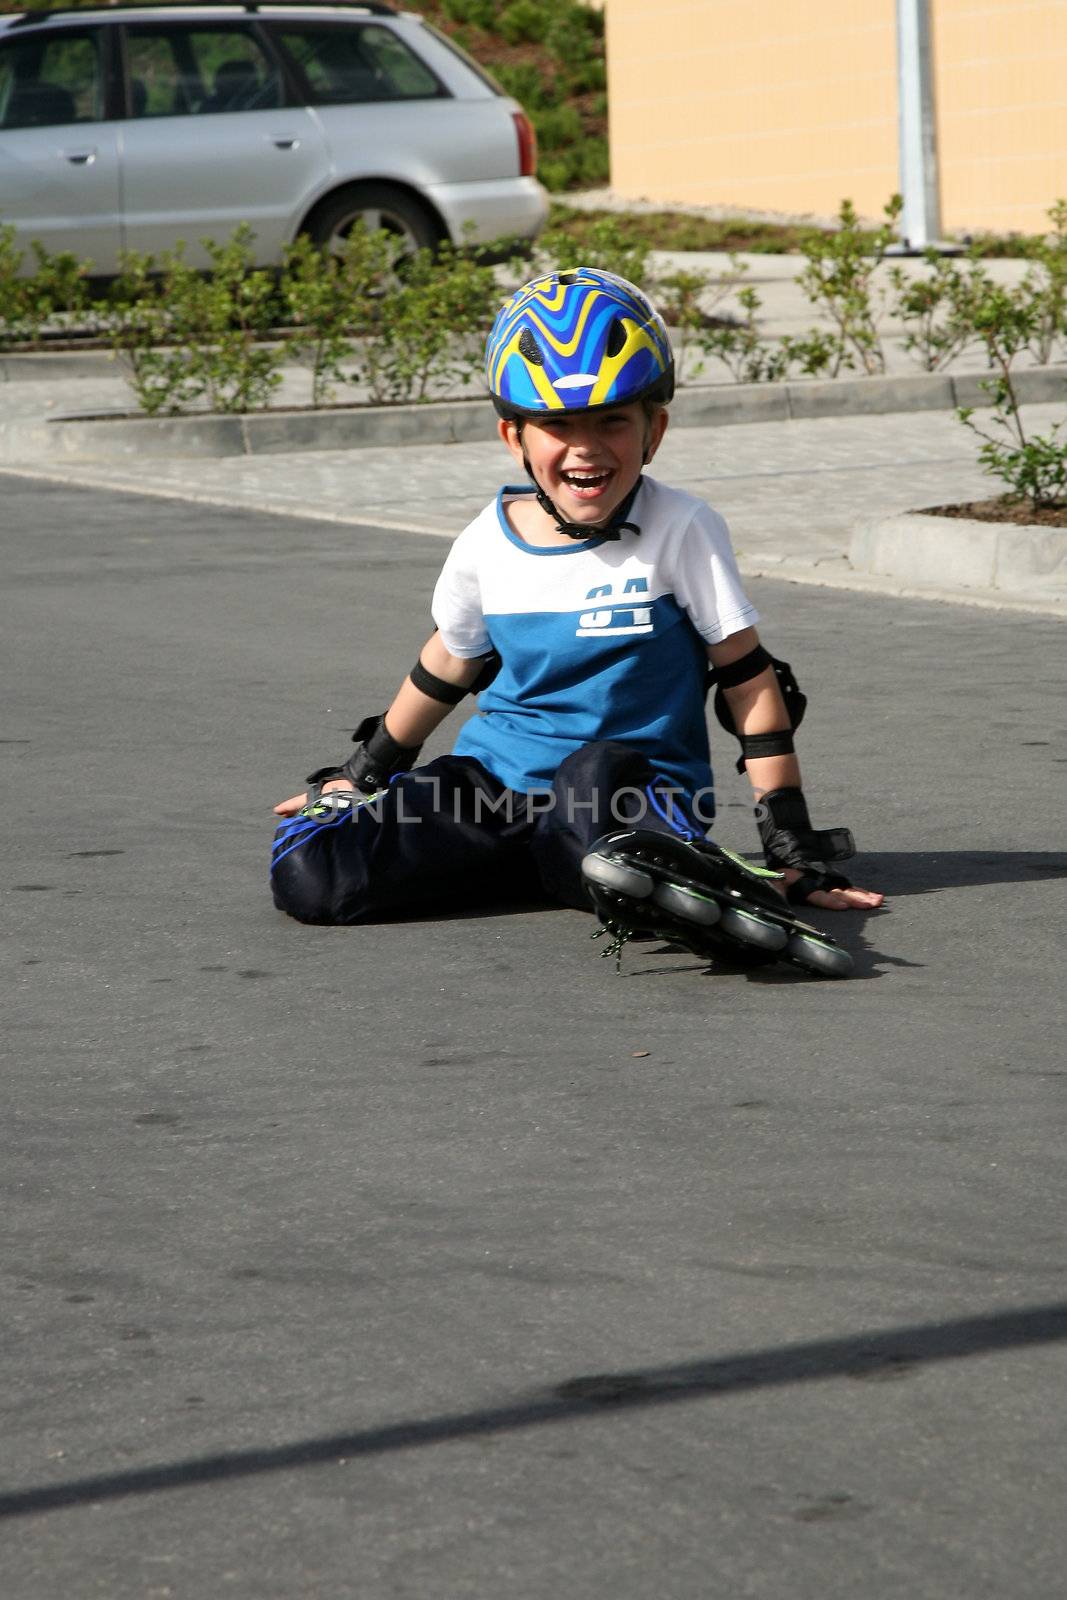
[[652, 881, 722, 926], [786, 932, 854, 978], [581, 853, 654, 899], [719, 906, 789, 952]]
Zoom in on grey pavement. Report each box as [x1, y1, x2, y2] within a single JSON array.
[[4, 477, 1067, 1599]]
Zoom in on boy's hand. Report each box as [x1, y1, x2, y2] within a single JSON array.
[[273, 778, 355, 818], [780, 867, 884, 911], [754, 788, 881, 909]]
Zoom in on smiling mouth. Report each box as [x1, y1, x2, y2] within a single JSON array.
[[561, 469, 612, 496]]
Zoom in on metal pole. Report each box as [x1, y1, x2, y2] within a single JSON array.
[[896, 0, 943, 249]]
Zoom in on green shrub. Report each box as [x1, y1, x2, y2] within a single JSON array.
[[542, 6, 602, 65], [1021, 197, 1067, 365], [657, 269, 716, 382], [692, 287, 779, 384], [185, 228, 284, 413], [0, 224, 92, 349], [360, 240, 498, 403], [499, 0, 546, 45], [797, 195, 902, 375], [957, 276, 1067, 507], [888, 251, 990, 372], [440, 0, 498, 25], [573, 137, 610, 190], [108, 226, 283, 415], [22, 241, 92, 342], [281, 225, 394, 406], [525, 94, 605, 193], [666, 276, 837, 386], [0, 224, 25, 348], [538, 137, 608, 194], [107, 250, 204, 416], [532, 103, 583, 152], [492, 61, 550, 111], [537, 212, 650, 288], [655, 259, 750, 378], [563, 56, 607, 95]]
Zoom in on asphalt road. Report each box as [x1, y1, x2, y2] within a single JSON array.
[[4, 478, 1066, 1599]]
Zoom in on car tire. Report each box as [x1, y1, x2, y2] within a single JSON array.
[[304, 183, 442, 258]]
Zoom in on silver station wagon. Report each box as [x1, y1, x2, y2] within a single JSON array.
[[0, 1, 548, 271]]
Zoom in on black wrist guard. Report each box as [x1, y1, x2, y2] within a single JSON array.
[[755, 787, 856, 904], [305, 714, 422, 805]]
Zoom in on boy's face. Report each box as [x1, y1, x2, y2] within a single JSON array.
[[499, 402, 669, 529]]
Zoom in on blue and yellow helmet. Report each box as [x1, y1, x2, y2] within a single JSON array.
[[486, 267, 675, 420]]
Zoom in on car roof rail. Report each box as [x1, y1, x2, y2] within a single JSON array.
[[6, 2, 399, 30]]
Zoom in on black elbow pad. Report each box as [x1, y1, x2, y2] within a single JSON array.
[[709, 653, 808, 773]]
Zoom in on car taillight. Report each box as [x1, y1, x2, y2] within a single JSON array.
[[512, 110, 537, 178]]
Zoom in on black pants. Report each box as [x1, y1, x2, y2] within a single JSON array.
[[270, 741, 712, 926]]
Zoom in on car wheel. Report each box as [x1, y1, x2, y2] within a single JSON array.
[[305, 184, 442, 259]]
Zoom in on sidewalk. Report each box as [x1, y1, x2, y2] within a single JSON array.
[[2, 361, 1064, 615]]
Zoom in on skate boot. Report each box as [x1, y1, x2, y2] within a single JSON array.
[[581, 828, 854, 978]]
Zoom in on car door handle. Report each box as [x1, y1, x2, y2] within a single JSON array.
[[270, 135, 299, 150], [62, 149, 97, 165]]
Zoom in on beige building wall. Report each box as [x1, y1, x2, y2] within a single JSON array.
[[933, 0, 1067, 232], [604, 0, 1067, 234]]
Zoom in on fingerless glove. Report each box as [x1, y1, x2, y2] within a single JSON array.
[[305, 715, 422, 806], [755, 787, 855, 905]]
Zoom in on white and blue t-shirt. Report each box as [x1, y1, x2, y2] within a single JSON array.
[[431, 475, 759, 798]]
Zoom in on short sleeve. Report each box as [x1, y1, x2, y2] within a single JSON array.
[[667, 501, 759, 644], [431, 528, 492, 658]]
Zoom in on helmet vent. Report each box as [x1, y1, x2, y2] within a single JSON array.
[[518, 327, 545, 365], [557, 271, 577, 285], [605, 317, 628, 358]]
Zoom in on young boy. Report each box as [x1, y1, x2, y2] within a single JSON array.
[[272, 269, 882, 975]]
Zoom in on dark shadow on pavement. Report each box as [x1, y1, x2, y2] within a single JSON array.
[[719, 849, 1067, 982], [854, 850, 1067, 896], [282, 853, 1064, 982], [3, 1301, 1065, 1521]]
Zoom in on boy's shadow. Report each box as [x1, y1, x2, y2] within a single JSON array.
[[859, 849, 1067, 897], [370, 852, 1067, 985]]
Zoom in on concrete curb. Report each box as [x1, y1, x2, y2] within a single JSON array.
[[0, 349, 121, 381], [5, 363, 1064, 462], [3, 398, 499, 462], [851, 510, 1067, 600], [741, 554, 1067, 618]]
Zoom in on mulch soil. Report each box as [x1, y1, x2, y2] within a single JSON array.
[[920, 499, 1067, 529]]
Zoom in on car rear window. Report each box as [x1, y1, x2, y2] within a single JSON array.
[[0, 29, 104, 128], [416, 22, 504, 95], [274, 23, 445, 105]]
